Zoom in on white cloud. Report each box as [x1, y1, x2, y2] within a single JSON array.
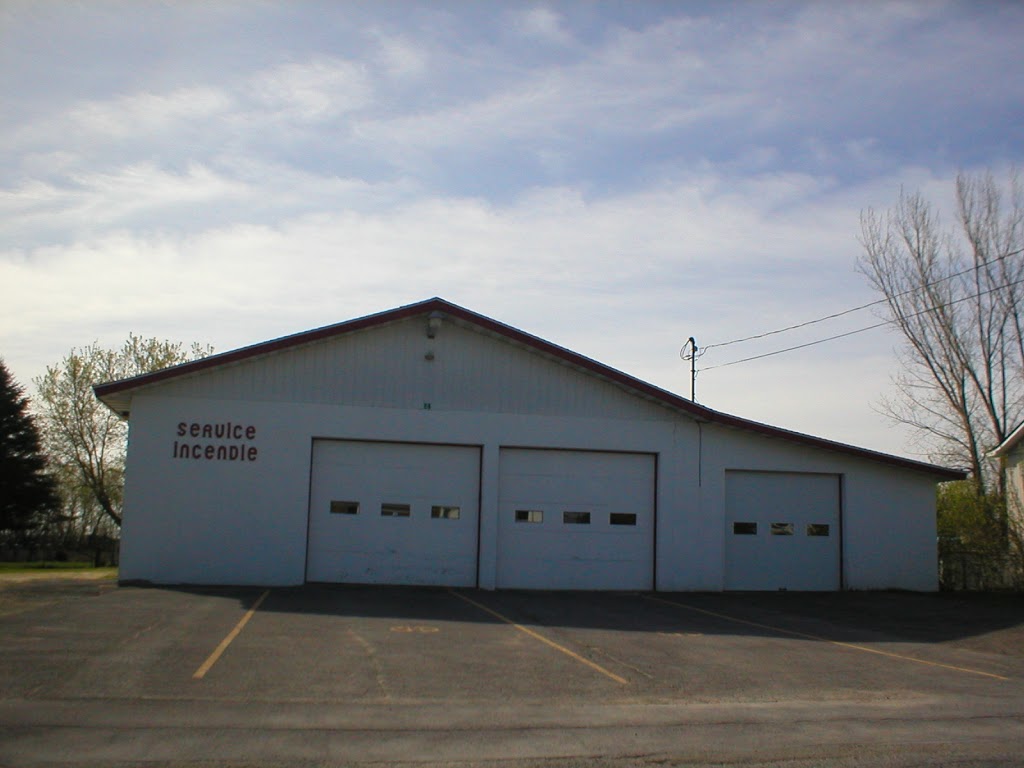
[[1, 168, 901, 395], [511, 7, 574, 46], [1, 0, 1021, 467], [248, 57, 371, 121], [0, 160, 980, 460], [66, 86, 232, 141], [349, 20, 712, 158], [370, 32, 430, 80], [0, 162, 252, 243], [7, 2, 1018, 202]]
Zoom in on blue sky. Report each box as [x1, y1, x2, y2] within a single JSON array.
[[2, 1, 1023, 461]]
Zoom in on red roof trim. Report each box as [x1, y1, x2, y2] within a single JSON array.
[[94, 297, 965, 480], [93, 300, 435, 398]]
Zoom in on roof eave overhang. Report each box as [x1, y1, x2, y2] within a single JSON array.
[[92, 297, 967, 481], [92, 301, 439, 417], [991, 421, 1024, 459]]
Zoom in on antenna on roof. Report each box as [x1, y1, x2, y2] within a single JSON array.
[[680, 337, 698, 402]]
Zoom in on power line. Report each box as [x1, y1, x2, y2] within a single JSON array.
[[701, 247, 1024, 352], [700, 322, 888, 371], [699, 274, 1024, 372], [701, 296, 889, 353]]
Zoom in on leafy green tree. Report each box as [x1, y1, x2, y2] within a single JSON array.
[[34, 335, 213, 529], [937, 480, 1006, 551], [937, 480, 1022, 589], [0, 359, 59, 543]]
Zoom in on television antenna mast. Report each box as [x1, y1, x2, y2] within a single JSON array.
[[680, 337, 698, 401]]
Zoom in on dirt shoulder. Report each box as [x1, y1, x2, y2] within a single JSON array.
[[0, 568, 117, 584], [0, 568, 118, 617]]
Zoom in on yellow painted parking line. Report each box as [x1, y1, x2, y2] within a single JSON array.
[[450, 590, 628, 685], [644, 594, 1010, 682], [193, 589, 270, 680], [390, 625, 440, 633]]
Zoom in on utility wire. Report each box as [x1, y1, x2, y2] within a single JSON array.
[[702, 247, 1024, 352], [700, 273, 1024, 372], [700, 322, 888, 371], [701, 296, 889, 352]]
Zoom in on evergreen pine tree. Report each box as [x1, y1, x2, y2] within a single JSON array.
[[0, 359, 59, 542]]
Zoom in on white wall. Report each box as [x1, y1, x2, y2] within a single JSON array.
[[120, 394, 687, 586], [117, 318, 942, 590], [121, 392, 940, 590], [121, 396, 311, 585], [692, 425, 939, 591], [1006, 447, 1024, 532], [146, 317, 672, 420]]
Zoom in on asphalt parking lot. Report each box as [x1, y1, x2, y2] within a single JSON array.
[[1, 576, 1023, 767]]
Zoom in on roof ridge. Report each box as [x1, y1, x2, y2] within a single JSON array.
[[93, 298, 965, 480]]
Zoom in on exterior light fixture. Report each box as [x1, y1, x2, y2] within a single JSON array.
[[426, 311, 444, 338]]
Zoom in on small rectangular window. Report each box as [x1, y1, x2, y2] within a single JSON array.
[[330, 501, 359, 515], [771, 522, 794, 536], [807, 523, 831, 537], [610, 513, 637, 526], [733, 522, 757, 535], [515, 509, 543, 523], [563, 511, 591, 525], [381, 503, 411, 517], [431, 505, 461, 520]]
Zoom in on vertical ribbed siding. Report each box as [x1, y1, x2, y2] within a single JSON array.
[[434, 324, 655, 418], [153, 318, 670, 421]]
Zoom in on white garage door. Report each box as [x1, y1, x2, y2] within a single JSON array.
[[497, 449, 655, 590], [724, 471, 841, 591], [306, 440, 480, 586]]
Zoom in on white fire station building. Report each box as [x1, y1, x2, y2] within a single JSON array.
[[94, 298, 963, 591]]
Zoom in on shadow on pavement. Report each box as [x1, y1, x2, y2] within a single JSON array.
[[127, 582, 1024, 656]]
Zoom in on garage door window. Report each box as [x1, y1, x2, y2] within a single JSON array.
[[733, 522, 757, 535], [771, 522, 794, 536], [563, 511, 591, 524], [431, 505, 461, 520], [381, 503, 411, 517], [515, 509, 543, 523], [806, 524, 830, 536], [330, 501, 359, 515], [610, 513, 637, 526]]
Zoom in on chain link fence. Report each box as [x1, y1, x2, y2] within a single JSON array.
[[939, 549, 1023, 591]]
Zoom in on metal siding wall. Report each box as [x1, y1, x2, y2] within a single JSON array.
[[150, 319, 669, 421], [1008, 449, 1024, 530], [119, 393, 687, 587], [842, 468, 938, 591], [119, 395, 312, 586], [701, 425, 941, 592], [116, 315, 945, 591]]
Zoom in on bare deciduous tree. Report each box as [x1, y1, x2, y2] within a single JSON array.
[[858, 169, 1024, 491], [34, 335, 213, 529]]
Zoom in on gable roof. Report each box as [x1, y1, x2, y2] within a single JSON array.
[[94, 297, 965, 481], [990, 421, 1024, 459]]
